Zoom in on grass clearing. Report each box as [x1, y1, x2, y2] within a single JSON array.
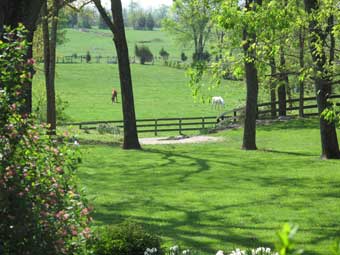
[[78, 119, 340, 254], [57, 28, 192, 59], [33, 64, 246, 122]]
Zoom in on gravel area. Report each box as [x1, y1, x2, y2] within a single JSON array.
[[139, 135, 223, 145]]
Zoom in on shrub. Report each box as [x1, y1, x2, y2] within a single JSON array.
[[181, 52, 188, 62], [135, 45, 154, 65], [192, 51, 210, 62], [97, 123, 121, 136], [159, 47, 169, 61], [0, 25, 92, 255], [89, 221, 161, 255], [86, 51, 91, 63]]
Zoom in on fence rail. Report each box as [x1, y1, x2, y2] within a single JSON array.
[[61, 94, 340, 136], [61, 116, 221, 136]]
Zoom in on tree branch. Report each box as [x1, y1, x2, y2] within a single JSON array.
[[92, 0, 116, 33]]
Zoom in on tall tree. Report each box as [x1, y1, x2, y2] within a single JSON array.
[[304, 0, 340, 159], [163, 0, 214, 62], [0, 0, 46, 114], [241, 0, 261, 150], [41, 0, 60, 135], [93, 0, 141, 150]]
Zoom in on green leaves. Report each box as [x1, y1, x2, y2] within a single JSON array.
[[276, 224, 303, 255]]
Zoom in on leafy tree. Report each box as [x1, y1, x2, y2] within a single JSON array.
[[135, 45, 154, 64], [146, 13, 155, 30], [93, 0, 141, 150], [135, 15, 146, 30], [99, 10, 112, 29], [304, 0, 340, 159], [163, 0, 215, 63]]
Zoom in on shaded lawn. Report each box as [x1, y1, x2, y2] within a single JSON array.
[[78, 119, 340, 254]]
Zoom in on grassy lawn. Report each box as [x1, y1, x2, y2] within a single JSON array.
[[78, 119, 340, 255], [57, 28, 192, 59], [33, 64, 247, 122]]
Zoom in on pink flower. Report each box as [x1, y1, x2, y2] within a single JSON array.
[[82, 227, 91, 239], [81, 208, 89, 216], [27, 58, 36, 65], [63, 213, 70, 220]]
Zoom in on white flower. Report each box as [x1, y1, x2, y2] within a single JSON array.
[[216, 250, 224, 255], [74, 140, 80, 146]]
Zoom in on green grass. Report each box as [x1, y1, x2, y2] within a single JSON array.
[[78, 119, 340, 255], [57, 28, 192, 59], [33, 64, 246, 122]]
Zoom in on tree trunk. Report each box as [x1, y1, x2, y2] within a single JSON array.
[[269, 57, 277, 118], [299, 27, 305, 117], [42, 1, 58, 135], [304, 0, 340, 159], [111, 0, 141, 150], [278, 46, 287, 116], [242, 0, 260, 150]]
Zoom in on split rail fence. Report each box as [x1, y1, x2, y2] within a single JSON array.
[[61, 94, 340, 136]]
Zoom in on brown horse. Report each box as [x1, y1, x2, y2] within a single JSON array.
[[111, 88, 118, 103]]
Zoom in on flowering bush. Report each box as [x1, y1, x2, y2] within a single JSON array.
[[0, 25, 92, 255]]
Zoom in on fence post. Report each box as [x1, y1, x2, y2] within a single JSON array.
[[202, 117, 205, 129], [233, 111, 237, 123], [179, 118, 182, 135], [155, 119, 158, 136]]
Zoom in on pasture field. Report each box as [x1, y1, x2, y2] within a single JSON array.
[[57, 28, 192, 60], [78, 118, 340, 254], [33, 64, 248, 122]]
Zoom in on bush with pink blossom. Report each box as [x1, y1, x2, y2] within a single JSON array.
[[0, 25, 92, 255]]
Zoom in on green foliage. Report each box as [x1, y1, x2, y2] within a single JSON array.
[[33, 81, 71, 123], [160, 47, 170, 61], [181, 52, 188, 62], [135, 44, 154, 64], [146, 13, 155, 31], [0, 25, 91, 255], [88, 221, 162, 255], [97, 123, 121, 136], [276, 224, 303, 255], [330, 240, 340, 255], [86, 51, 92, 63]]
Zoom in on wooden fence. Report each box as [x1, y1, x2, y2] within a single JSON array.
[[61, 94, 340, 136], [219, 94, 340, 121], [61, 116, 220, 136]]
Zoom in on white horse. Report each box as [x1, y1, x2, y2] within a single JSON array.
[[212, 96, 225, 110]]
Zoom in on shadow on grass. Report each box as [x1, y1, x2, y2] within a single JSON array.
[[258, 118, 319, 132]]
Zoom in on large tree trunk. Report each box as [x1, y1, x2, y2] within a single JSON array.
[[242, 0, 260, 150], [278, 46, 287, 116], [111, 0, 141, 150], [269, 57, 277, 118], [299, 27, 305, 117], [304, 0, 340, 159]]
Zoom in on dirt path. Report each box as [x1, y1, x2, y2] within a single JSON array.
[[139, 135, 224, 145]]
